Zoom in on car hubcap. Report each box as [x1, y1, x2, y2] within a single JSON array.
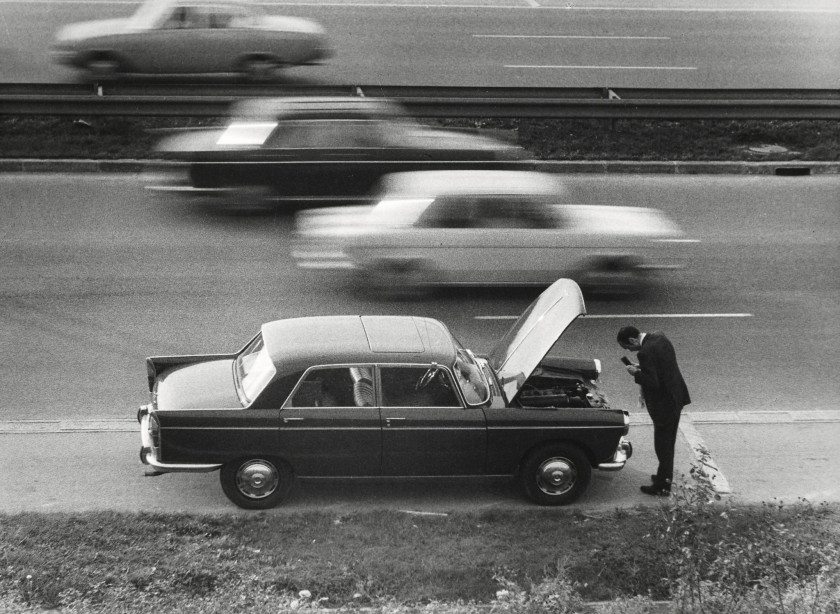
[[236, 460, 279, 499], [536, 458, 576, 496]]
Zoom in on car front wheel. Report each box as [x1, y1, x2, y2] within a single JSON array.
[[521, 444, 591, 506], [220, 457, 293, 509], [84, 52, 124, 80]]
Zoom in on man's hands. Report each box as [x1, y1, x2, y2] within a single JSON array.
[[626, 364, 640, 376]]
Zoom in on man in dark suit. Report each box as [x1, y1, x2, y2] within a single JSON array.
[[617, 326, 691, 496]]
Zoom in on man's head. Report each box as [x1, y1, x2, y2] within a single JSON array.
[[617, 326, 642, 352]]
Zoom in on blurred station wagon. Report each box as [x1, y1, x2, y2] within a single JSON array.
[[138, 279, 631, 509], [149, 96, 531, 208], [51, 0, 331, 80], [292, 170, 692, 297]]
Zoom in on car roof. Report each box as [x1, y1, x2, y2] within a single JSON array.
[[261, 315, 458, 374], [374, 170, 564, 198], [230, 97, 407, 121]]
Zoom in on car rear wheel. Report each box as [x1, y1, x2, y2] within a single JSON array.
[[576, 256, 648, 297], [366, 260, 435, 301], [520, 444, 591, 506], [220, 457, 293, 509], [238, 55, 282, 81]]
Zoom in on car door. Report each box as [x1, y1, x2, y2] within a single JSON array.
[[427, 195, 574, 284], [278, 366, 381, 476], [121, 4, 211, 73], [317, 119, 386, 199], [256, 119, 372, 200], [379, 364, 487, 476]]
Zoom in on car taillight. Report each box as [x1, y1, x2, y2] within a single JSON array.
[[149, 415, 161, 449], [137, 404, 151, 423]]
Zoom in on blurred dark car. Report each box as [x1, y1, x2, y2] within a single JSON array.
[[149, 96, 532, 208], [51, 0, 331, 81]]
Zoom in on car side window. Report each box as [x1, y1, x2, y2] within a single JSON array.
[[162, 6, 208, 29], [209, 9, 236, 28], [380, 366, 461, 408], [289, 367, 374, 408], [415, 196, 474, 229]]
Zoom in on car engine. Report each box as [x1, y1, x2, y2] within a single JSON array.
[[517, 369, 609, 409]]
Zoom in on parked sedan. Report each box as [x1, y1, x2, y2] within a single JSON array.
[[292, 170, 692, 297], [149, 96, 531, 208], [51, 0, 331, 80], [138, 279, 631, 509]]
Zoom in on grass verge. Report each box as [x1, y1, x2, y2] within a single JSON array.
[[1, 115, 839, 162], [2, 454, 839, 613]]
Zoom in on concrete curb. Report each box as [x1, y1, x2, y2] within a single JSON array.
[[0, 158, 838, 175]]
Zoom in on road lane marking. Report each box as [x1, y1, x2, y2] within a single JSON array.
[[506, 64, 697, 70], [476, 313, 754, 320], [474, 34, 671, 40]]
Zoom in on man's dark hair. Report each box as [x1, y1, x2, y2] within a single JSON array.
[[617, 326, 640, 344]]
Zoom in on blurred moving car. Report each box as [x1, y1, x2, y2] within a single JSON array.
[[292, 170, 692, 297], [150, 96, 531, 208], [138, 278, 631, 509], [51, 0, 331, 80]]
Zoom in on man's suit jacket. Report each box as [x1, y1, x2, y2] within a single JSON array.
[[634, 331, 691, 419]]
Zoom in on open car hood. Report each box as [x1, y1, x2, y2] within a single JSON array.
[[487, 278, 586, 404]]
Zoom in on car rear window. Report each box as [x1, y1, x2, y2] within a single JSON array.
[[217, 122, 278, 146]]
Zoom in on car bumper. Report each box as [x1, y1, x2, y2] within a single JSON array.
[[138, 409, 222, 474], [597, 436, 632, 471]]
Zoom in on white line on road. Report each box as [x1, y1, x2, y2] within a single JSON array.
[[506, 64, 697, 70], [474, 34, 671, 40], [476, 313, 754, 320]]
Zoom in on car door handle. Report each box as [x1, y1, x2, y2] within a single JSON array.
[[283, 417, 304, 423], [385, 417, 406, 427]]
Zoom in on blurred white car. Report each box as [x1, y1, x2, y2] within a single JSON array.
[[51, 0, 331, 80], [292, 170, 693, 297]]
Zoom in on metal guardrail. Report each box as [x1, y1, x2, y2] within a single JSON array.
[[1, 83, 839, 119]]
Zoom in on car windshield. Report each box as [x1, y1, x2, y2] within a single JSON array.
[[233, 333, 276, 405], [453, 348, 490, 406]]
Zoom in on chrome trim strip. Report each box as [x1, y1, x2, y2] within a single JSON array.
[[276, 427, 382, 431], [488, 425, 623, 430], [162, 426, 279, 431]]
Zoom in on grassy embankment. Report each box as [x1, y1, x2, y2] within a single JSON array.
[[1, 116, 838, 161], [2, 459, 838, 613]]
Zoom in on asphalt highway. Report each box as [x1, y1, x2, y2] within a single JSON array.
[[1, 0, 838, 88], [0, 171, 837, 511]]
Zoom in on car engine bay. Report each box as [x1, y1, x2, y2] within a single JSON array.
[[517, 367, 609, 409]]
